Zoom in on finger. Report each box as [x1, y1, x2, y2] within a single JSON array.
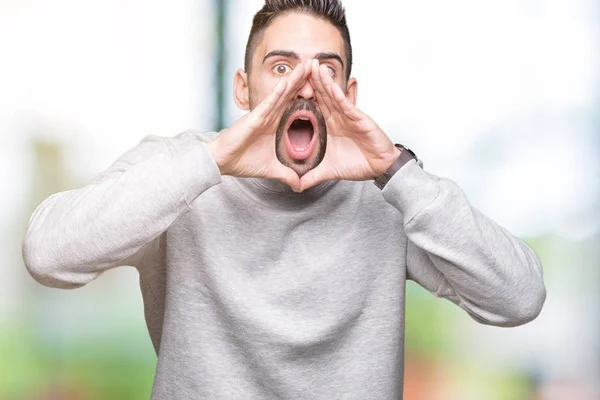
[[253, 77, 289, 117], [295, 59, 313, 89], [310, 59, 333, 116], [320, 66, 365, 122], [256, 64, 305, 121], [251, 63, 310, 134], [271, 62, 310, 113], [280, 60, 311, 107], [285, 61, 309, 95], [299, 164, 335, 192], [312, 60, 338, 115], [329, 77, 366, 122], [318, 64, 347, 115], [270, 69, 302, 113]]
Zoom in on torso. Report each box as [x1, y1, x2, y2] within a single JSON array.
[[140, 177, 410, 399]]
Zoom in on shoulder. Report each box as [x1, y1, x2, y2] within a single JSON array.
[[174, 129, 220, 143], [155, 129, 221, 158]]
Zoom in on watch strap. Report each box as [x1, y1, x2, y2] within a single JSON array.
[[373, 144, 418, 190]]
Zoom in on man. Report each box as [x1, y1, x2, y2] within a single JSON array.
[[22, 0, 546, 398]]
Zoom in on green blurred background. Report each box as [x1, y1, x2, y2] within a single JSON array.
[[1, 0, 598, 399]]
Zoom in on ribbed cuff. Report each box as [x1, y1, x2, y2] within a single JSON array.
[[381, 159, 441, 224]]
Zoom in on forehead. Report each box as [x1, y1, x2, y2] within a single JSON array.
[[255, 12, 345, 64]]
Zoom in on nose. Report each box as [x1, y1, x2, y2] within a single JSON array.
[[296, 78, 315, 101]]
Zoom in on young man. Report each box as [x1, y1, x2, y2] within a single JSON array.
[[23, 0, 546, 398]]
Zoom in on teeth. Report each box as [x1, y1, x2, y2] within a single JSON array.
[[298, 117, 309, 120]]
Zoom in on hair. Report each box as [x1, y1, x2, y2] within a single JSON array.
[[244, 0, 353, 81]]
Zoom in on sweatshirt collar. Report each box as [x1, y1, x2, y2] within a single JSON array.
[[248, 177, 338, 195], [231, 177, 340, 210]]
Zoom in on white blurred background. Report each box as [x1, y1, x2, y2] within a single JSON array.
[[1, 0, 598, 398]]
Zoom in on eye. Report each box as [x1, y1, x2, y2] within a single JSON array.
[[326, 65, 336, 77], [273, 64, 292, 75]]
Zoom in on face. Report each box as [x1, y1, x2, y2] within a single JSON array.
[[235, 12, 357, 177]]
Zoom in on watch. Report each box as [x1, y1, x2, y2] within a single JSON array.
[[373, 144, 418, 190]]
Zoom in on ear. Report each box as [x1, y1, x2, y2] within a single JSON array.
[[234, 69, 250, 111], [346, 77, 358, 106]]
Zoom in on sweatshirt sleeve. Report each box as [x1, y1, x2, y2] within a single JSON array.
[[381, 159, 546, 327], [22, 129, 222, 290]]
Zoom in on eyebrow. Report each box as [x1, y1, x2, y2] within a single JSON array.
[[262, 50, 345, 70]]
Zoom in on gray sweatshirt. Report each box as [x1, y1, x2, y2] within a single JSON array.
[[22, 129, 546, 399]]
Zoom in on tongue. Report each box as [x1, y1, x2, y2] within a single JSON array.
[[288, 127, 312, 149]]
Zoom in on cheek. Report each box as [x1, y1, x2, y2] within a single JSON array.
[[249, 78, 283, 109]]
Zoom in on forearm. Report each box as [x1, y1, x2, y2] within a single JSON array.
[[22, 132, 221, 289], [383, 160, 546, 326]]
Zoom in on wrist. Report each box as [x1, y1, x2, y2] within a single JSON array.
[[385, 146, 402, 171], [373, 144, 418, 190], [205, 135, 229, 176]]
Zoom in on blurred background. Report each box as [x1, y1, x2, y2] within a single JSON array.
[[1, 0, 598, 399]]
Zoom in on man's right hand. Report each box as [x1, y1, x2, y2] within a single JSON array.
[[206, 60, 312, 192]]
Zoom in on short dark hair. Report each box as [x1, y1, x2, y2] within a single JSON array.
[[244, 0, 353, 81]]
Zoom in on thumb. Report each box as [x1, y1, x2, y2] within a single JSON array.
[[271, 166, 301, 192], [299, 165, 331, 192]]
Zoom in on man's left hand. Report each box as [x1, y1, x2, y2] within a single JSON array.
[[299, 59, 400, 191]]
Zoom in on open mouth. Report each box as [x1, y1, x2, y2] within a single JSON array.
[[285, 111, 318, 161]]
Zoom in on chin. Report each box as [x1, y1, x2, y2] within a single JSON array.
[[279, 152, 322, 178]]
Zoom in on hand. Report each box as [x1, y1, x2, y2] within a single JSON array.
[[300, 60, 400, 191], [206, 60, 312, 192]]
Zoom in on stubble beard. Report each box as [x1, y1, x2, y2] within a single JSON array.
[[274, 99, 328, 178]]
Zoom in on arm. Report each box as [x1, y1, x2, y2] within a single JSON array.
[[382, 159, 546, 327], [22, 129, 222, 289], [292, 63, 546, 326], [21, 62, 314, 290]]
